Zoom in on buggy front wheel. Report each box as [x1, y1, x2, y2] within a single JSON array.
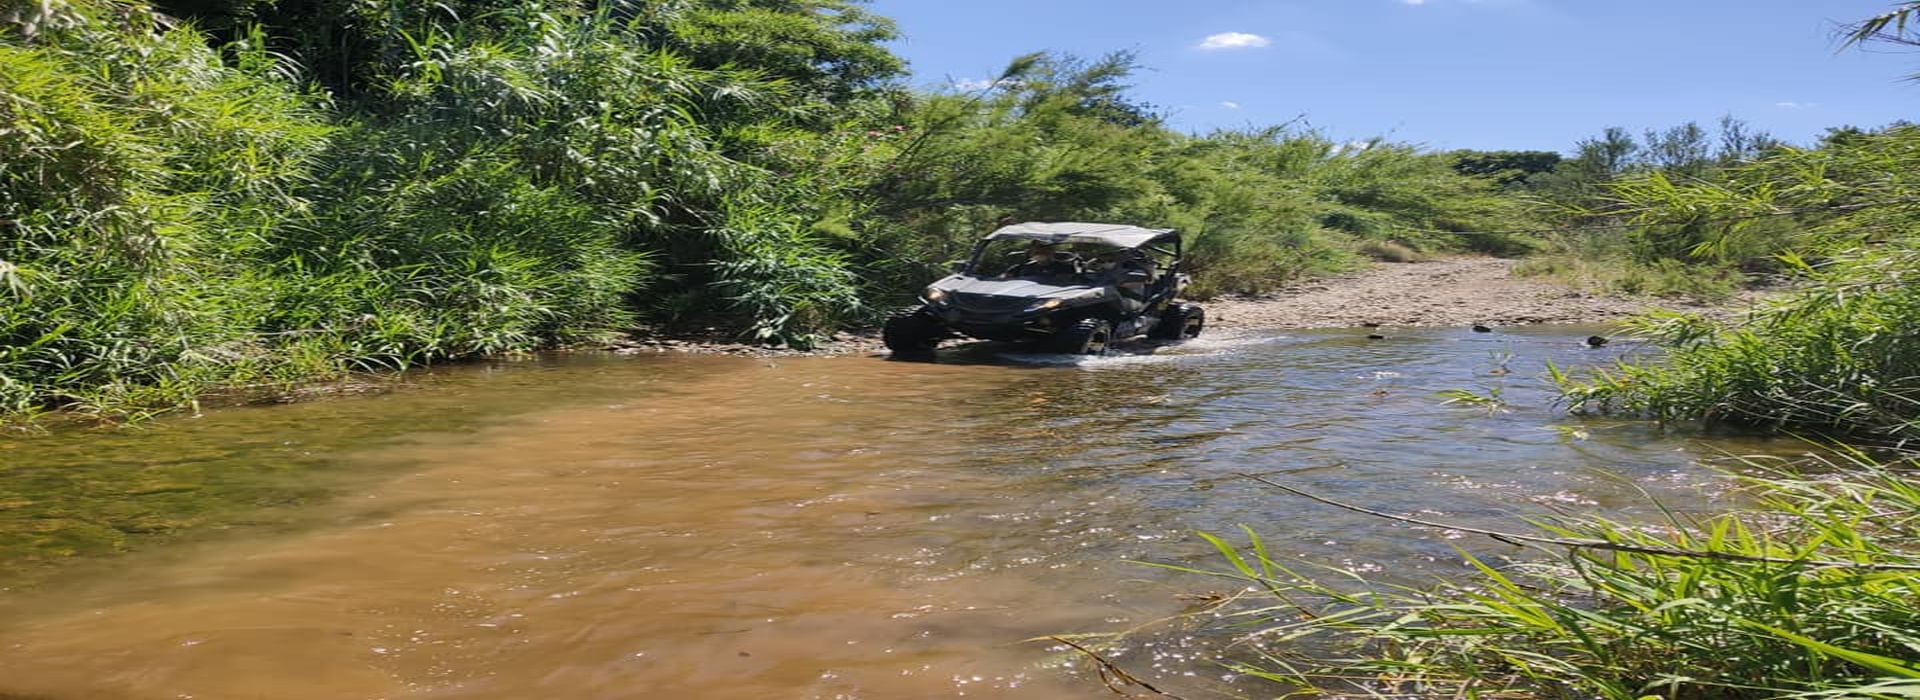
[[1052, 318, 1113, 355], [883, 306, 945, 354]]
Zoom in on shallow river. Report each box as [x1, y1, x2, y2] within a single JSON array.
[[0, 327, 1802, 699]]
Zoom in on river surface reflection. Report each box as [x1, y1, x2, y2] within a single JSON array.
[[0, 327, 1804, 698]]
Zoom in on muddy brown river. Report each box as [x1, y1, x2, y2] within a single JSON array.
[[0, 327, 1800, 699]]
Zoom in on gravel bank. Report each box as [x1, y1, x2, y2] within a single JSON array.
[[1204, 257, 1753, 330]]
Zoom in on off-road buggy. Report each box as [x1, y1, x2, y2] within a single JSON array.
[[883, 222, 1206, 355]]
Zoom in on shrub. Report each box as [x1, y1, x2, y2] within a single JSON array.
[[1557, 245, 1920, 441], [0, 5, 332, 415]]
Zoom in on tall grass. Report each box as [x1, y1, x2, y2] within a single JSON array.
[[1553, 125, 1920, 443], [1556, 246, 1919, 443], [1, 3, 333, 416], [1165, 451, 1920, 698], [1, 2, 657, 417]]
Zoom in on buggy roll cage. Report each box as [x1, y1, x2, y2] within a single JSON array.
[[962, 222, 1182, 275]]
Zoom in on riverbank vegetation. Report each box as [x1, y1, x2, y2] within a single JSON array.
[[1, 0, 1546, 422], [7, 0, 1909, 425], [1532, 9, 1920, 440], [1549, 118, 1920, 442], [1502, 116, 1906, 302], [1183, 451, 1920, 699]]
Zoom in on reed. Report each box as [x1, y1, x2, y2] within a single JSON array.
[[1555, 245, 1920, 443], [1161, 451, 1920, 698]]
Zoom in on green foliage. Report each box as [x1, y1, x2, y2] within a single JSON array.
[[1846, 2, 1920, 61], [1555, 125, 1920, 440], [857, 53, 1537, 300], [2, 0, 1545, 421], [1560, 246, 1920, 440], [1311, 139, 1541, 257], [1, 3, 334, 415], [0, 1, 653, 415], [1452, 149, 1563, 187], [707, 194, 861, 347], [1513, 115, 1819, 299], [1437, 385, 1508, 414], [1514, 253, 1743, 300], [1164, 452, 1920, 698], [666, 0, 905, 100]]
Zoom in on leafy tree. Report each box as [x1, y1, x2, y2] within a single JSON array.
[[1714, 114, 1782, 164], [665, 0, 904, 101], [1450, 150, 1562, 187], [1641, 121, 1712, 177], [1574, 126, 1640, 179]]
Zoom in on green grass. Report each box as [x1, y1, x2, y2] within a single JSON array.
[[1159, 450, 1920, 699], [1513, 247, 1745, 302], [1555, 245, 1920, 442]]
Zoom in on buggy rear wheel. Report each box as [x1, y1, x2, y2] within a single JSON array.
[[1151, 303, 1206, 340]]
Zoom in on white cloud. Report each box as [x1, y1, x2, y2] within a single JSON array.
[[1196, 32, 1272, 51], [1220, 101, 1241, 109], [1402, 0, 1427, 4], [1774, 101, 1818, 109]]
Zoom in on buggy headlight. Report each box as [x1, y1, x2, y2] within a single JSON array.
[[1025, 298, 1065, 313], [924, 287, 948, 304]]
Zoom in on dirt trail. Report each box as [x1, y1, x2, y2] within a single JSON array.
[[1205, 257, 1744, 330]]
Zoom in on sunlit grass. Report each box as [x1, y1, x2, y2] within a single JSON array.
[[1162, 450, 1920, 699], [1554, 246, 1920, 443]]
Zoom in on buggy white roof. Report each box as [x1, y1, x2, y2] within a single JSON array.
[[984, 222, 1176, 249]]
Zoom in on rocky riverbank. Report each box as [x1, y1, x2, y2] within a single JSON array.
[[1203, 257, 1759, 331]]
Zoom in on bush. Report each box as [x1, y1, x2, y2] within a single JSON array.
[[0, 5, 332, 415], [0, 2, 653, 416], [1557, 245, 1920, 441], [1611, 258, 1742, 300], [1551, 124, 1920, 441]]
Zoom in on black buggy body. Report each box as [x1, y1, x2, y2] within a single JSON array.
[[884, 222, 1206, 355]]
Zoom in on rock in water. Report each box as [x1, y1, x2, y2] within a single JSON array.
[[1585, 335, 1609, 347]]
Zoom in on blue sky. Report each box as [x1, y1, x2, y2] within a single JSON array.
[[869, 1, 1918, 153]]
